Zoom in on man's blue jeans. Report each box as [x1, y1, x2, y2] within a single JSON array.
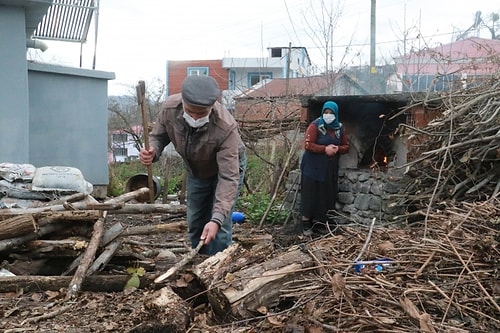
[[186, 152, 246, 255]]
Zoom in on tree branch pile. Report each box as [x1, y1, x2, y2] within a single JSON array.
[[237, 116, 301, 142], [193, 200, 499, 332], [396, 79, 500, 211], [0, 189, 187, 297]]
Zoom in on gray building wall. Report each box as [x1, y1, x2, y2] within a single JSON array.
[[0, 6, 31, 163], [28, 63, 114, 186], [0, 1, 115, 196]]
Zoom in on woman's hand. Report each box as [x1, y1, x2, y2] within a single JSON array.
[[325, 144, 339, 157]]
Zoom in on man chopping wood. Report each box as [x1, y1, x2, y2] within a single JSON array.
[[139, 75, 246, 255]]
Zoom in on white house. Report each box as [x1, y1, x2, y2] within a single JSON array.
[[109, 126, 142, 163], [222, 46, 312, 110]]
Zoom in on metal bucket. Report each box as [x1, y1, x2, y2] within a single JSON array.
[[125, 173, 162, 202]]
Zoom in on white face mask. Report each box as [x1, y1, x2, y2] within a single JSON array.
[[323, 113, 336, 124], [183, 110, 211, 128]]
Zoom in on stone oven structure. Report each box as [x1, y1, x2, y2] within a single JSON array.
[[286, 93, 440, 225]]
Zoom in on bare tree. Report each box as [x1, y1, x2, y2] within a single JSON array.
[[107, 77, 166, 158], [454, 11, 500, 40], [482, 12, 500, 39]]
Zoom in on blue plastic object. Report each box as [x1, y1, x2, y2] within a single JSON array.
[[354, 258, 393, 274], [232, 211, 245, 223]]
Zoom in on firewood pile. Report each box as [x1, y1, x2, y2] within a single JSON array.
[[395, 78, 500, 212], [0, 188, 187, 298]]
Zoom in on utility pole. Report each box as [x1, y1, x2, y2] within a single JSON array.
[[370, 0, 376, 74]]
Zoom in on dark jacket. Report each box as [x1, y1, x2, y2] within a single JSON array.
[[149, 93, 245, 224]]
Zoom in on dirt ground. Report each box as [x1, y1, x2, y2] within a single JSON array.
[[0, 213, 304, 333], [1, 207, 498, 333]]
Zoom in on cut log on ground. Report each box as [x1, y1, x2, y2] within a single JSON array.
[[193, 241, 275, 289], [195, 245, 313, 319], [0, 223, 68, 252], [0, 214, 37, 240], [0, 202, 185, 218], [0, 210, 100, 240], [129, 286, 192, 333], [105, 203, 186, 214], [0, 274, 156, 292]]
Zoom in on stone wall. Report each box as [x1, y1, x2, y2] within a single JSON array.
[[285, 168, 405, 225]]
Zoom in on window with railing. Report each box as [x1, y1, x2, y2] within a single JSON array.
[[113, 147, 127, 157], [112, 133, 128, 142], [187, 67, 209, 76]]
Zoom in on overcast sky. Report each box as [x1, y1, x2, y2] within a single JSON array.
[[29, 0, 499, 95]]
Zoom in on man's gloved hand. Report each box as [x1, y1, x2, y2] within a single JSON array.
[[200, 221, 220, 245]]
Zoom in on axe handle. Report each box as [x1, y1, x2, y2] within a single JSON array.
[[137, 80, 155, 203], [154, 241, 204, 283]]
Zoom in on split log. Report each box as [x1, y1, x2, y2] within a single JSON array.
[[193, 241, 274, 289], [0, 210, 100, 241], [0, 223, 67, 252], [25, 239, 88, 252], [87, 239, 123, 276], [17, 239, 87, 260], [0, 215, 36, 240], [66, 212, 106, 300], [233, 233, 273, 247], [35, 210, 101, 223], [130, 286, 191, 333], [0, 273, 156, 292], [197, 245, 313, 319]]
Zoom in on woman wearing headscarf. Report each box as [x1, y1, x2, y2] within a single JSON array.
[[300, 101, 349, 235]]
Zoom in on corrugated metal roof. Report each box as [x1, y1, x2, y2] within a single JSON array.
[[33, 0, 97, 43], [394, 37, 500, 75], [239, 76, 329, 98]]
